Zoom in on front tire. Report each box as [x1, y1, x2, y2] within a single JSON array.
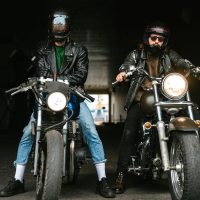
[[169, 132, 200, 200], [36, 130, 64, 200]]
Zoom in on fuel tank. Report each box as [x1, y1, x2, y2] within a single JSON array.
[[140, 91, 155, 115]]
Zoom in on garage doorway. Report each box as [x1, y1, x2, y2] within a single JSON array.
[[85, 94, 109, 125]]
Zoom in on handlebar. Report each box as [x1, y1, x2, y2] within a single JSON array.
[[5, 77, 95, 102], [111, 80, 121, 87], [191, 66, 200, 74], [74, 90, 95, 102], [111, 68, 138, 87], [5, 86, 21, 94], [112, 60, 200, 88], [5, 78, 38, 96]]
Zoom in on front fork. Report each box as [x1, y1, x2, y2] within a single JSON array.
[[33, 99, 42, 176], [153, 83, 196, 172], [153, 81, 170, 171], [62, 113, 68, 177], [156, 121, 170, 171]]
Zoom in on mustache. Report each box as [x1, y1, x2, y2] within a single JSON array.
[[150, 44, 162, 48]]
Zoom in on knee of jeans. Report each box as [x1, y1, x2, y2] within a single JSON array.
[[82, 121, 98, 134], [23, 123, 32, 135], [21, 127, 32, 143]]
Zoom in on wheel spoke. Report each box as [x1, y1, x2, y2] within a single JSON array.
[[170, 138, 184, 199]]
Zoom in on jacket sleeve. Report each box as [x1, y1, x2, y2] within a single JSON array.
[[119, 50, 138, 72], [64, 46, 89, 86], [169, 49, 195, 71], [34, 43, 51, 78]]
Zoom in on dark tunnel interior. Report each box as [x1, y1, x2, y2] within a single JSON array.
[[0, 2, 200, 199], [0, 0, 200, 135]]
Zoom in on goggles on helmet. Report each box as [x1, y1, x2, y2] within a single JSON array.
[[52, 14, 67, 26]]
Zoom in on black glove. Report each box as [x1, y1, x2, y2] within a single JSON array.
[[191, 66, 200, 79]]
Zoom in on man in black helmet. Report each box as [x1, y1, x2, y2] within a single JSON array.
[[112, 20, 199, 194], [0, 8, 115, 198]]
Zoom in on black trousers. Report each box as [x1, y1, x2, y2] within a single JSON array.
[[116, 102, 144, 174]]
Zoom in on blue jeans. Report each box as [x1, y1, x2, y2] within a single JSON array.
[[14, 101, 106, 165]]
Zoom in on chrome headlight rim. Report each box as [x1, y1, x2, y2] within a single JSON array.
[[161, 73, 188, 100], [47, 92, 67, 112]]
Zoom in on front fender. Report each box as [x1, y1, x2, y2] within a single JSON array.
[[168, 117, 199, 133]]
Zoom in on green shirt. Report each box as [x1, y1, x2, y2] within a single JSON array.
[[55, 46, 65, 73]]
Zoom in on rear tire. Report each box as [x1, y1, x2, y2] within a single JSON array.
[[169, 132, 200, 200], [62, 140, 81, 184], [36, 130, 64, 200]]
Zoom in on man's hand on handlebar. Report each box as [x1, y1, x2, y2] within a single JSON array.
[[116, 72, 128, 82]]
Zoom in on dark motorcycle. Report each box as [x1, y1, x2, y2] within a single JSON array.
[[6, 77, 94, 200], [112, 64, 200, 200]]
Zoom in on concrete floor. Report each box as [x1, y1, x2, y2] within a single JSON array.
[[0, 124, 171, 200]]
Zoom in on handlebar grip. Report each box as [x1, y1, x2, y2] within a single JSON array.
[[84, 93, 95, 102], [112, 80, 120, 87], [74, 89, 95, 102], [5, 86, 20, 94]]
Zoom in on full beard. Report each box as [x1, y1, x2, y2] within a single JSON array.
[[147, 45, 163, 57]]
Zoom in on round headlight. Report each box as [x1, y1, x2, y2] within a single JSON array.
[[161, 73, 188, 100], [47, 92, 67, 111]]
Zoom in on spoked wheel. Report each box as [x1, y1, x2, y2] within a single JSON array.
[[169, 133, 200, 200], [35, 130, 64, 200], [63, 140, 80, 184], [69, 140, 82, 183]]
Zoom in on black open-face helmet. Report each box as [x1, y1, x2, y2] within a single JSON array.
[[49, 8, 71, 42], [143, 21, 170, 49]]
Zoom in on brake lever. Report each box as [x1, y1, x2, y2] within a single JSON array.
[[112, 70, 135, 88], [10, 86, 33, 96], [5, 86, 21, 94]]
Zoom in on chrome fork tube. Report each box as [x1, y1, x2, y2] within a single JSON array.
[[34, 99, 42, 176], [186, 91, 194, 119], [62, 113, 68, 176], [152, 81, 170, 171], [152, 81, 162, 121], [157, 121, 170, 171]]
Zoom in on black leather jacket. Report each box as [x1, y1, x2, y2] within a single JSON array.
[[119, 47, 196, 111], [34, 38, 89, 87]]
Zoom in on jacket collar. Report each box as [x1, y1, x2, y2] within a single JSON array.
[[140, 49, 171, 74]]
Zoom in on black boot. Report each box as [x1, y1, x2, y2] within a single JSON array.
[[0, 178, 25, 197], [96, 177, 116, 198], [112, 172, 125, 194]]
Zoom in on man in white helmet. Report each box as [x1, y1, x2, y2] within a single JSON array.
[[0, 8, 115, 198]]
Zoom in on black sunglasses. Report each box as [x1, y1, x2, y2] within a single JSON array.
[[150, 36, 165, 42]]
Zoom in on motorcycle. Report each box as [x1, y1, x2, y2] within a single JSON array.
[[6, 77, 94, 200], [112, 64, 200, 200]]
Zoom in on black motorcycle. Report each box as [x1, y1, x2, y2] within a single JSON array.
[[112, 65, 200, 200], [6, 77, 94, 200]]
